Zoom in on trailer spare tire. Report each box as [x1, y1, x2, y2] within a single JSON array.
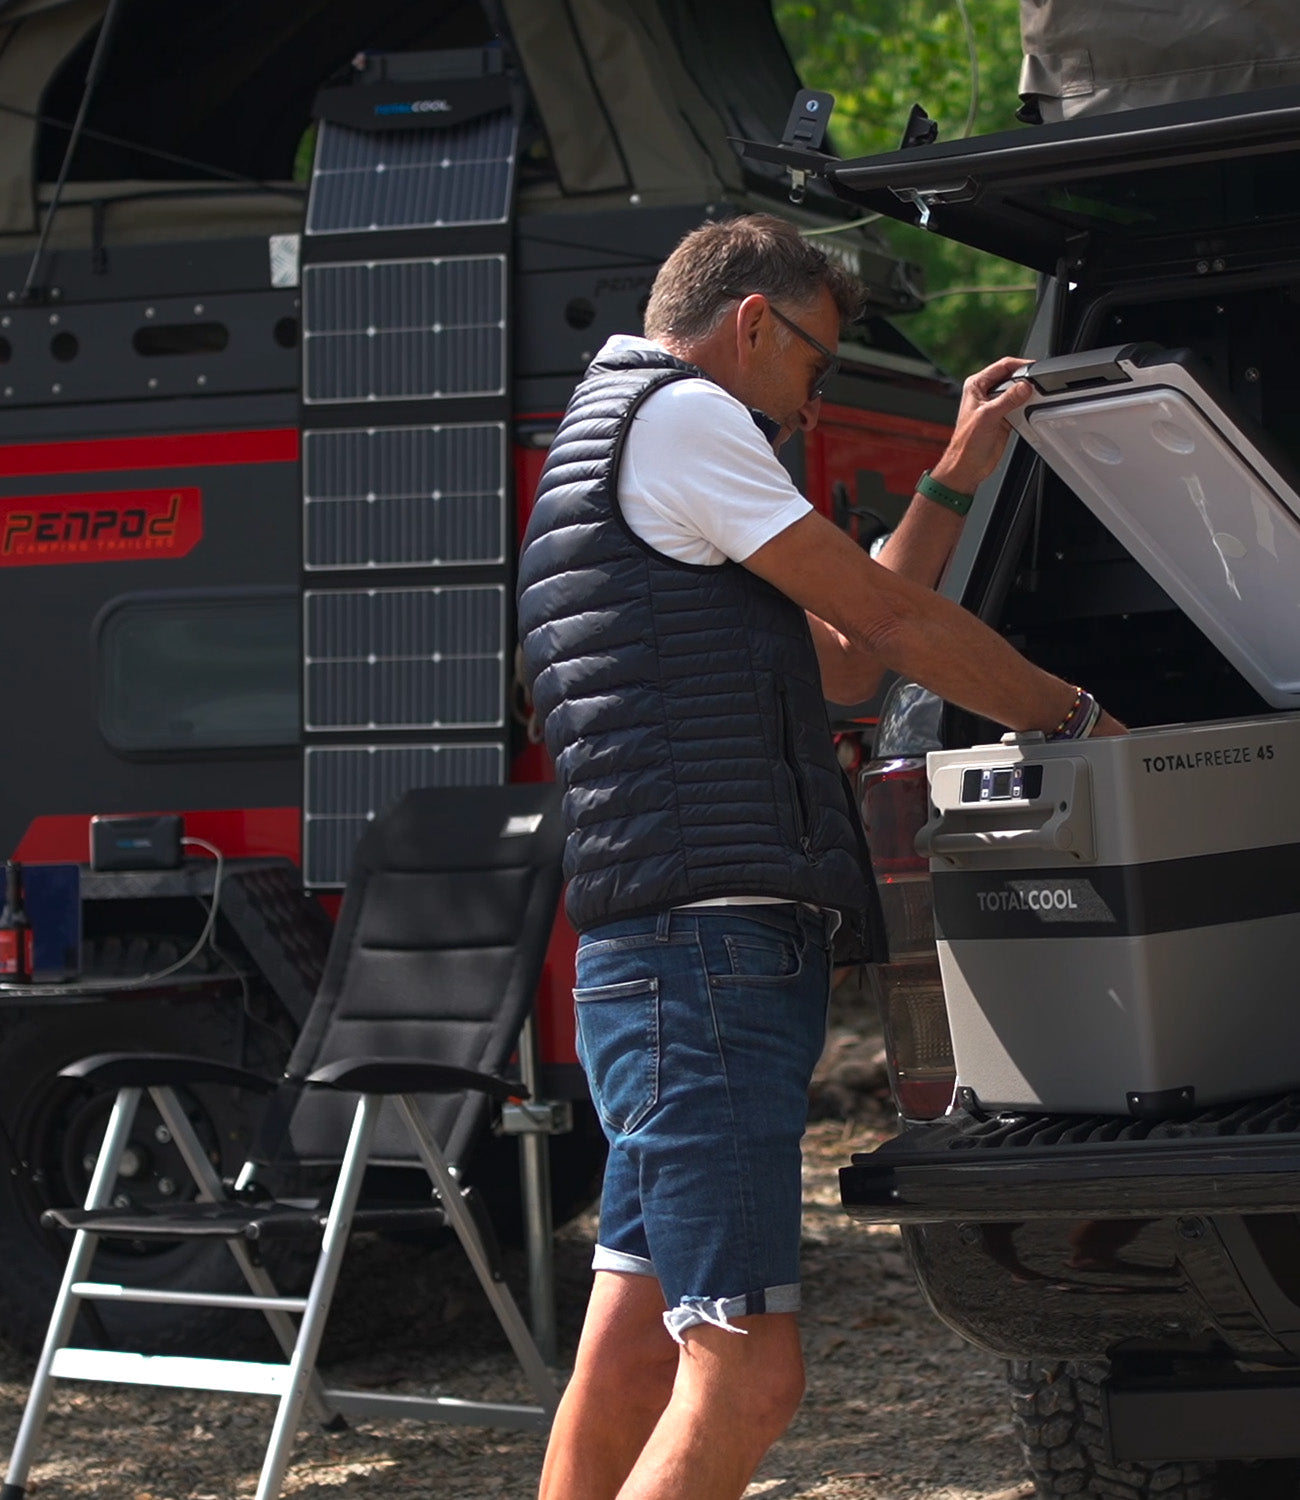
[[0, 993, 289, 1355]]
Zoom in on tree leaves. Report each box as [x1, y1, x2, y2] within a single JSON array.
[[775, 0, 1037, 373]]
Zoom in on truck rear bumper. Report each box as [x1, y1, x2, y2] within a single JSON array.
[[841, 1096, 1300, 1223], [839, 1099, 1300, 1365]]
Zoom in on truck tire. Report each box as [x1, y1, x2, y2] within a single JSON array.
[[1008, 1361, 1220, 1500], [0, 993, 290, 1355]]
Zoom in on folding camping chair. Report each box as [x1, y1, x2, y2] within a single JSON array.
[[1, 783, 567, 1500]]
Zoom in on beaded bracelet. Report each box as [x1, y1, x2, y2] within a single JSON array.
[[1048, 686, 1101, 741]]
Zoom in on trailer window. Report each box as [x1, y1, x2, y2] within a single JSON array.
[[98, 591, 299, 753]]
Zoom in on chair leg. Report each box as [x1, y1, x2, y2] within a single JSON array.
[[518, 1012, 558, 1364], [393, 1094, 559, 1416], [253, 1093, 381, 1500], [148, 1087, 338, 1428], [2, 1088, 144, 1499]]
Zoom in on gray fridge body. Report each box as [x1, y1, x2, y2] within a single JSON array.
[[922, 716, 1300, 1116]]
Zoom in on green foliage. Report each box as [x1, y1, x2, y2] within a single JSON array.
[[775, 0, 1037, 374]]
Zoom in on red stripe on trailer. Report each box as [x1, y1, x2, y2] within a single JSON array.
[[0, 428, 299, 478]]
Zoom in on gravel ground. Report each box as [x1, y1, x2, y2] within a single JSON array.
[[0, 988, 1033, 1500]]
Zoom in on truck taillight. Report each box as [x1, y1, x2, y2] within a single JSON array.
[[861, 756, 956, 1120]]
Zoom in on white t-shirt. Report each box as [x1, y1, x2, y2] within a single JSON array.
[[602, 336, 818, 911], [608, 335, 812, 564]]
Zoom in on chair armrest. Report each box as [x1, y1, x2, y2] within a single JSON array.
[[60, 1052, 279, 1093], [305, 1057, 526, 1102]]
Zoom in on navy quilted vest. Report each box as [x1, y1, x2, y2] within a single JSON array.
[[517, 344, 871, 934]]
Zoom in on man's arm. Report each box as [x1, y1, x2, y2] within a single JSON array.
[[805, 356, 1035, 705], [751, 509, 1123, 737]]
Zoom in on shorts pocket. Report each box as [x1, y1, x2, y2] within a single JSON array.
[[574, 977, 660, 1134], [714, 929, 803, 984]]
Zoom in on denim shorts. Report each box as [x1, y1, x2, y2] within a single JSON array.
[[574, 903, 833, 1341]]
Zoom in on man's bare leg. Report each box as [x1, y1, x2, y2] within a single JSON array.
[[538, 1271, 678, 1500], [617, 1311, 805, 1500]]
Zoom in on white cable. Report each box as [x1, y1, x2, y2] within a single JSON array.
[[954, 0, 980, 138], [87, 836, 226, 992], [801, 214, 882, 236], [923, 283, 1038, 300]]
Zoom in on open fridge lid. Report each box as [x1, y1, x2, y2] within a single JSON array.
[[1007, 343, 1300, 707]]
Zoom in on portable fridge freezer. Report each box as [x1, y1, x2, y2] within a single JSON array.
[[920, 716, 1300, 1116], [920, 344, 1300, 1116]]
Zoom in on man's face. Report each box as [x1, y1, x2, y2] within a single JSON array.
[[749, 286, 842, 435]]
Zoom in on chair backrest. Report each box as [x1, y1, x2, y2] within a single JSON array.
[[268, 783, 565, 1171]]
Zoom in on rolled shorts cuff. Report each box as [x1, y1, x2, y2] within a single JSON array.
[[662, 1283, 801, 1345], [592, 1244, 658, 1277]]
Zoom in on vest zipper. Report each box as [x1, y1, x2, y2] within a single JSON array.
[[777, 684, 814, 858]]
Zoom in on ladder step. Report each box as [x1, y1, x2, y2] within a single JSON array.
[[50, 1348, 290, 1396], [327, 1387, 551, 1431], [71, 1281, 307, 1312]]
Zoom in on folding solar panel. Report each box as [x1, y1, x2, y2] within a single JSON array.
[[303, 256, 506, 404], [303, 423, 506, 570], [302, 742, 505, 887], [299, 59, 516, 889], [303, 585, 505, 731], [306, 109, 517, 234]]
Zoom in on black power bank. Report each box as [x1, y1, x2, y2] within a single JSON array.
[[89, 814, 184, 871]]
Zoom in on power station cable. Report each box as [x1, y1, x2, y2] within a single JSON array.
[[86, 837, 227, 992]]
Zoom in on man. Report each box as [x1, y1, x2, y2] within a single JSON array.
[[518, 213, 1122, 1500]]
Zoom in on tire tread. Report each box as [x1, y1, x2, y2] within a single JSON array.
[[1008, 1361, 1220, 1500]]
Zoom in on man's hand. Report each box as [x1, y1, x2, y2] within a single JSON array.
[[929, 355, 1035, 496]]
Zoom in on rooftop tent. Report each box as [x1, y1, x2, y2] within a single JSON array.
[[0, 0, 879, 250], [0, 0, 501, 245], [498, 0, 820, 204], [1018, 0, 1300, 123], [501, 0, 742, 201]]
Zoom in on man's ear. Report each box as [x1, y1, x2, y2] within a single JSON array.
[[735, 293, 767, 356]]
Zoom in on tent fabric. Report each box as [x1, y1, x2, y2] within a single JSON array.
[[500, 0, 744, 202], [0, 0, 858, 250], [0, 0, 103, 234], [1018, 0, 1300, 122], [30, 180, 301, 248]]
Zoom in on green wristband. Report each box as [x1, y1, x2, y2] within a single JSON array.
[[916, 469, 975, 516]]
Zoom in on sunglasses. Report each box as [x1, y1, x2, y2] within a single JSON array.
[[768, 304, 840, 401]]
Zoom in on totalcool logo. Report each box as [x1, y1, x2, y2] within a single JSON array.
[[374, 99, 453, 116], [974, 879, 1116, 924], [978, 887, 1077, 912]]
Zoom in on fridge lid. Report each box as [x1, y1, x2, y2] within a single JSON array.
[[1007, 343, 1300, 708]]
